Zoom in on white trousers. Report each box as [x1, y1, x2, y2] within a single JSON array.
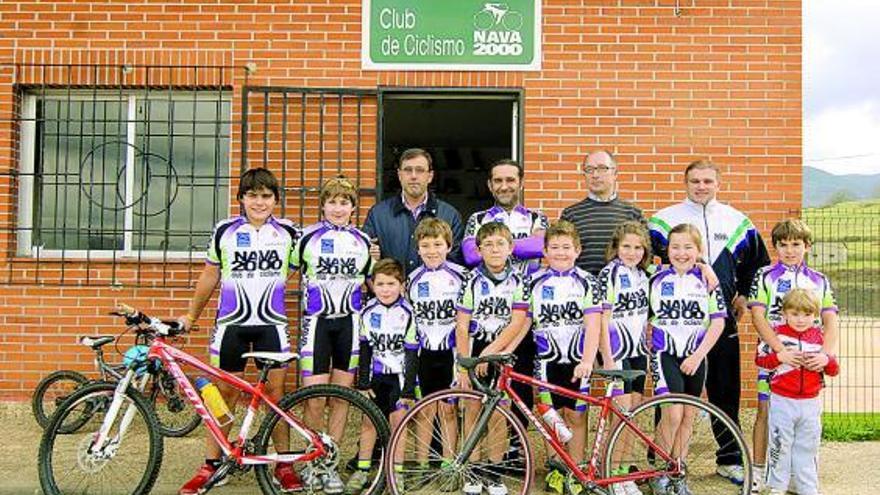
[[767, 393, 822, 495]]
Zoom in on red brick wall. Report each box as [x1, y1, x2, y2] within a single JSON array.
[[0, 0, 801, 401]]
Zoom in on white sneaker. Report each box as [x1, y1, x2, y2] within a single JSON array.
[[321, 470, 344, 495], [462, 480, 483, 494], [486, 479, 508, 495], [611, 484, 628, 495], [716, 464, 745, 485], [648, 475, 669, 495], [622, 481, 642, 495]]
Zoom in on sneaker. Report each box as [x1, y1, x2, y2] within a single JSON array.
[[545, 469, 565, 494], [487, 479, 508, 495], [767, 489, 786, 495], [750, 465, 765, 494], [346, 470, 370, 494], [648, 475, 669, 495], [716, 464, 745, 485], [273, 463, 303, 492], [612, 484, 628, 495], [617, 481, 642, 495], [321, 470, 345, 495], [462, 479, 483, 494], [179, 463, 227, 495], [299, 465, 324, 491]]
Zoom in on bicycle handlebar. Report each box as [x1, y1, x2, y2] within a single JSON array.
[[457, 353, 516, 395], [110, 305, 185, 337]]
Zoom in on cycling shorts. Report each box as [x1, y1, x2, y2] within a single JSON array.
[[418, 348, 455, 397], [650, 352, 706, 397], [370, 373, 407, 417], [299, 314, 358, 377], [210, 324, 289, 372], [536, 361, 588, 413]]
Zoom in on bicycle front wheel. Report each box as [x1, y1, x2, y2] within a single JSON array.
[[149, 369, 201, 437], [38, 381, 163, 495], [386, 389, 533, 495], [603, 393, 750, 495], [32, 370, 90, 430], [253, 384, 390, 495]]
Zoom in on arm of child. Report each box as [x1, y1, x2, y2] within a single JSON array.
[[401, 348, 419, 399], [356, 339, 374, 397], [681, 316, 724, 376], [482, 309, 529, 356], [599, 309, 615, 370], [573, 311, 602, 381], [179, 263, 221, 330], [751, 305, 786, 354], [823, 353, 839, 377], [455, 310, 473, 390]]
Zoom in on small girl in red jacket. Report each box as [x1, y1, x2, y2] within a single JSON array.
[[755, 288, 839, 495]]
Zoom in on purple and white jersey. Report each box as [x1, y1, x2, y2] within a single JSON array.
[[407, 261, 467, 351], [359, 297, 419, 375], [464, 204, 548, 274], [207, 216, 300, 327]]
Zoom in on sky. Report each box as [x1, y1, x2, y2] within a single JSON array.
[[804, 0, 880, 175]]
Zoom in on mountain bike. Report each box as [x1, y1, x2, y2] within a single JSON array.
[[31, 332, 200, 437], [385, 353, 751, 494], [38, 306, 389, 495]]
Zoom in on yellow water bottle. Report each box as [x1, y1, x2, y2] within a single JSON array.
[[195, 377, 234, 426]]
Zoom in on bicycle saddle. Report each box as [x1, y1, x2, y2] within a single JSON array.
[[593, 369, 645, 382], [80, 336, 115, 349], [241, 351, 299, 368]]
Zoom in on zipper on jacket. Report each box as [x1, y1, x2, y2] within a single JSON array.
[[702, 204, 712, 262], [798, 334, 805, 395]]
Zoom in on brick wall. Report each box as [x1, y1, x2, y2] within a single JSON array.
[[0, 0, 801, 401]]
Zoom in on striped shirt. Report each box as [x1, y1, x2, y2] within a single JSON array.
[[560, 196, 645, 276]]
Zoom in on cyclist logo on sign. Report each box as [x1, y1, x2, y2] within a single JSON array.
[[473, 3, 524, 56]]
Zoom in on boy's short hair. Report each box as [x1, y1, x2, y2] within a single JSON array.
[[684, 159, 721, 179], [372, 258, 406, 284], [237, 168, 279, 201], [544, 220, 582, 250], [476, 221, 513, 246], [319, 175, 357, 207], [605, 220, 651, 270], [771, 219, 813, 247], [782, 288, 820, 316], [414, 217, 453, 247], [668, 223, 704, 253]]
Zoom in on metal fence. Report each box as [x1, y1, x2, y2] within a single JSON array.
[[799, 204, 880, 433]]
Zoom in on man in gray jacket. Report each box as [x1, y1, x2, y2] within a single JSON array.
[[363, 148, 464, 274]]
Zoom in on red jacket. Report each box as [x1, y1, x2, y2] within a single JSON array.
[[755, 324, 839, 399]]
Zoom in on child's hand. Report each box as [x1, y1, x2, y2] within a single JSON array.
[[572, 361, 592, 381], [359, 388, 376, 399], [475, 362, 490, 377], [803, 352, 829, 372], [777, 349, 803, 367], [369, 238, 381, 261], [680, 355, 702, 376]]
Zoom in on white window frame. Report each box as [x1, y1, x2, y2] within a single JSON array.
[[17, 90, 231, 260]]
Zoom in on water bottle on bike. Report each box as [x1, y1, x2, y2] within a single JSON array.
[[195, 377, 235, 426], [537, 403, 572, 443]]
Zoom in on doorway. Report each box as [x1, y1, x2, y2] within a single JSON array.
[[378, 90, 522, 221]]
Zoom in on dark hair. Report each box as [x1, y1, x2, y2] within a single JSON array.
[[398, 148, 433, 170], [372, 258, 406, 284], [489, 158, 523, 179], [237, 168, 280, 201]]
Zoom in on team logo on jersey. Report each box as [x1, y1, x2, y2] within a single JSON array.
[[661, 282, 675, 296], [714, 233, 728, 242], [236, 232, 251, 247], [542, 286, 555, 300], [481, 280, 490, 295], [321, 239, 334, 254], [418, 282, 430, 298], [370, 312, 382, 328], [777, 280, 791, 293], [620, 274, 631, 289]]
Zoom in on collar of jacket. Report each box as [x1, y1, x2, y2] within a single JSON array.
[[391, 192, 439, 217]]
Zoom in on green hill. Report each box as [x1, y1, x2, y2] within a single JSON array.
[[803, 166, 880, 207]]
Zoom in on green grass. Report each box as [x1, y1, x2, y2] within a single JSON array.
[[822, 412, 880, 441]]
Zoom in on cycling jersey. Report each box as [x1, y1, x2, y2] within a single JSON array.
[[463, 204, 548, 274], [358, 297, 418, 376], [456, 264, 527, 344], [648, 266, 727, 358], [207, 216, 299, 327], [292, 221, 373, 317], [407, 261, 467, 351], [748, 261, 838, 327], [597, 259, 651, 360], [520, 267, 603, 364]]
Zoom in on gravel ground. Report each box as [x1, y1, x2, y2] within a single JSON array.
[[3, 402, 876, 494]]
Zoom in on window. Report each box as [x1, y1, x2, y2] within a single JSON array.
[[17, 90, 232, 258]]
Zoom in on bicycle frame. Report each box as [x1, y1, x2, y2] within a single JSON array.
[[464, 364, 681, 489]]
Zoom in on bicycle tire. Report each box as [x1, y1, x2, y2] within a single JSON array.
[[385, 389, 533, 495], [31, 370, 91, 430], [149, 369, 201, 437], [603, 393, 750, 495], [253, 384, 390, 495]]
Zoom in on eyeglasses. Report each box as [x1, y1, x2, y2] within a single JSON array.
[[399, 166, 431, 176], [583, 165, 615, 175]]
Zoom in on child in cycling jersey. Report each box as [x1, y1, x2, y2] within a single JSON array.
[[455, 221, 527, 495], [647, 223, 726, 495], [747, 219, 838, 493], [291, 175, 373, 494], [597, 221, 652, 495], [348, 258, 419, 493], [755, 289, 838, 495], [178, 168, 302, 494], [407, 218, 467, 468]]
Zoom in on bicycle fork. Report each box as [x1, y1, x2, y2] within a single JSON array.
[[90, 370, 149, 456], [452, 392, 506, 467]]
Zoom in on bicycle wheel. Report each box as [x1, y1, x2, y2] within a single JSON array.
[[253, 384, 390, 495], [386, 389, 533, 495], [32, 370, 90, 430], [38, 381, 163, 495], [603, 393, 750, 495], [149, 369, 201, 437]]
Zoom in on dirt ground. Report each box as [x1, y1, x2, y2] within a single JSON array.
[[3, 402, 877, 495]]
